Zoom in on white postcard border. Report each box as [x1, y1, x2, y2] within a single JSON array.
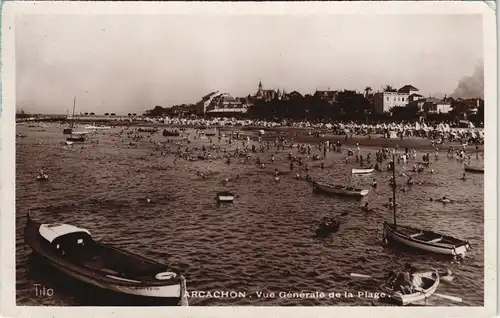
[[1, 2, 497, 318]]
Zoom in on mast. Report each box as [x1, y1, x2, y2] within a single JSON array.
[[392, 151, 397, 226], [71, 97, 76, 128]]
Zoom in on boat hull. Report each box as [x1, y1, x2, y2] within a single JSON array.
[[464, 164, 484, 173], [383, 222, 470, 257], [217, 196, 234, 203], [313, 182, 368, 198], [352, 168, 374, 174], [66, 137, 86, 142], [38, 252, 182, 298]]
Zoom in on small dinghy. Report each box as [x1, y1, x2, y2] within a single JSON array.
[[312, 181, 369, 198], [24, 213, 188, 304], [380, 270, 439, 306], [65, 141, 74, 145], [352, 168, 374, 174], [36, 174, 49, 181], [216, 191, 234, 203], [464, 164, 484, 173]]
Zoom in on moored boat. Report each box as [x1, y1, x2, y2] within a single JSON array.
[[312, 181, 369, 198], [24, 212, 188, 304], [36, 174, 49, 181], [352, 168, 374, 174], [66, 132, 87, 142], [163, 129, 180, 137], [380, 270, 439, 306], [464, 164, 484, 173], [383, 222, 470, 257], [216, 191, 234, 203]]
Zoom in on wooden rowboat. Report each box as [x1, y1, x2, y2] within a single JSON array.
[[352, 168, 374, 174], [313, 181, 369, 198], [380, 270, 439, 306], [464, 164, 484, 173], [383, 222, 470, 257], [24, 212, 188, 304]]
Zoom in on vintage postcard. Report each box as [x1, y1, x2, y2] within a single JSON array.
[[0, 1, 497, 318]]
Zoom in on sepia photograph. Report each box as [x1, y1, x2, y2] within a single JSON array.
[[1, 2, 497, 318]]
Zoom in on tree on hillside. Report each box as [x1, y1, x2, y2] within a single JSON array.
[[390, 104, 420, 121], [364, 86, 372, 96], [335, 90, 372, 121], [383, 85, 396, 92]]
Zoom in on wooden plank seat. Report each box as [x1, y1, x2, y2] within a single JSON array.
[[429, 237, 443, 243]]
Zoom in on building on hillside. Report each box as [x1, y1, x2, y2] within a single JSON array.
[[255, 80, 283, 102], [196, 91, 245, 116], [196, 91, 221, 115], [373, 85, 419, 114], [398, 85, 419, 95], [408, 97, 452, 114], [283, 91, 303, 100], [408, 93, 424, 103], [421, 98, 452, 114], [313, 90, 339, 104]]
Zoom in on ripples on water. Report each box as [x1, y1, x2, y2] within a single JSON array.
[[15, 125, 484, 306]]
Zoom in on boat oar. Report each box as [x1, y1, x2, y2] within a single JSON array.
[[350, 273, 385, 279], [350, 273, 372, 278], [432, 293, 462, 303], [415, 286, 463, 303]]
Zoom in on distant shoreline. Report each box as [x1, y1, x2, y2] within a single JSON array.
[[17, 120, 484, 153]]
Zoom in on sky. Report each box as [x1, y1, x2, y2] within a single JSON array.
[[16, 14, 484, 115]]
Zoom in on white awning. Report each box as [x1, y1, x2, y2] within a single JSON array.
[[39, 223, 91, 243]]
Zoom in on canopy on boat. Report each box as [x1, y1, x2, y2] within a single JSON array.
[[39, 223, 91, 243]]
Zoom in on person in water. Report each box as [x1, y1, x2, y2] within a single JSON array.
[[372, 179, 377, 188], [362, 202, 371, 211], [441, 196, 451, 203], [391, 263, 415, 294]]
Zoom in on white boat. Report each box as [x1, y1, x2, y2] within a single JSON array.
[[36, 174, 49, 181], [313, 181, 369, 198], [65, 141, 74, 145], [85, 125, 111, 130], [216, 191, 234, 203], [380, 270, 440, 306], [25, 213, 188, 304], [383, 152, 470, 258], [352, 168, 374, 174]]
